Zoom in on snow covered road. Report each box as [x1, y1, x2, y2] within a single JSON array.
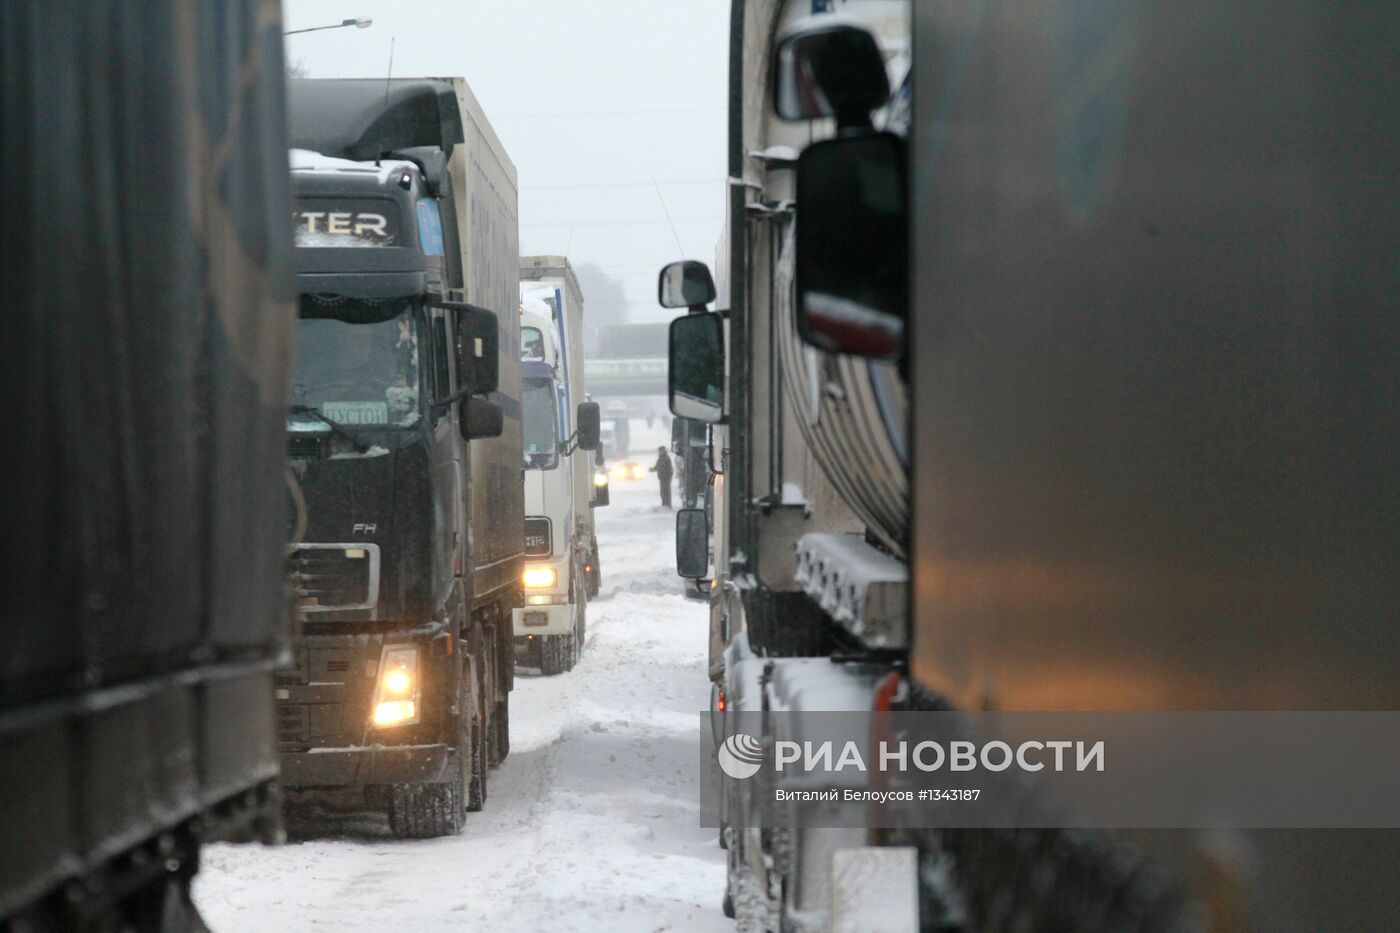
[[194, 469, 727, 931]]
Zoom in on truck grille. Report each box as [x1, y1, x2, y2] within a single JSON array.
[[524, 517, 552, 557], [288, 543, 381, 612], [277, 704, 309, 752]]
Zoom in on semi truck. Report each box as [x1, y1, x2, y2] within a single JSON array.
[[670, 0, 1399, 929], [277, 77, 524, 837], [1, 1, 294, 927], [516, 257, 602, 673]]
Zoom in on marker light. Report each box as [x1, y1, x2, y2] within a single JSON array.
[[371, 645, 420, 728], [523, 566, 558, 589]]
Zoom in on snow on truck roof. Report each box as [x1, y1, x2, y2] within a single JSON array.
[[289, 148, 418, 180]]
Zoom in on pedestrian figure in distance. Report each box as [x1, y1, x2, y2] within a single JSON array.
[[650, 446, 673, 509]]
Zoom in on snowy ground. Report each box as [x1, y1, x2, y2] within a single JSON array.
[[195, 423, 727, 931]]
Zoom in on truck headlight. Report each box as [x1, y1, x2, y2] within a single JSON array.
[[593, 470, 608, 488], [522, 565, 557, 589], [371, 645, 420, 727]]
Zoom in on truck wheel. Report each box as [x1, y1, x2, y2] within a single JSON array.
[[492, 694, 510, 764], [538, 632, 573, 675], [575, 579, 586, 660], [388, 778, 462, 838], [466, 647, 488, 812]]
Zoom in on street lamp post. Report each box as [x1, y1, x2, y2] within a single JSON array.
[[284, 17, 372, 36]]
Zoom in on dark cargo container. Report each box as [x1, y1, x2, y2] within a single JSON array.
[[0, 0, 294, 926]]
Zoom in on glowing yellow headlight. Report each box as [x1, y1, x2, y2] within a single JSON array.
[[382, 668, 413, 696], [611, 465, 628, 481], [371, 645, 420, 728], [630, 465, 646, 480], [522, 565, 558, 589], [594, 471, 609, 487], [373, 700, 417, 727]]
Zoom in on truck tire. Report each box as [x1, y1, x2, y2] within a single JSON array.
[[466, 644, 488, 812], [585, 539, 601, 598], [538, 631, 573, 675], [388, 779, 462, 838], [492, 694, 510, 764]]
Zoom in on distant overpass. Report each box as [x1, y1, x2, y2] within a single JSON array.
[[583, 357, 667, 397], [583, 323, 668, 397]]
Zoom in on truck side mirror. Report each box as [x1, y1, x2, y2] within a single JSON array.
[[576, 401, 601, 451], [447, 303, 500, 395], [669, 312, 725, 423], [460, 397, 503, 440], [795, 132, 907, 359], [658, 260, 716, 310], [675, 508, 708, 578], [773, 19, 889, 129]]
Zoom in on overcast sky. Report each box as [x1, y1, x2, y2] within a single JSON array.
[[284, 0, 729, 324]]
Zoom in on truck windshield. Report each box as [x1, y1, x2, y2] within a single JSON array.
[[522, 376, 559, 469], [292, 299, 422, 427]]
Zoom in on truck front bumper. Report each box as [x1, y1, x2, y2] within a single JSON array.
[[512, 602, 572, 637], [280, 742, 452, 787]]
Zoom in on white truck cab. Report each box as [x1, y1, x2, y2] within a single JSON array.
[[514, 265, 598, 674]]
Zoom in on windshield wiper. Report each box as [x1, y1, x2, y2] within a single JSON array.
[[288, 405, 368, 452]]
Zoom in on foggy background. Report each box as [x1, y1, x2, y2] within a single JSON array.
[[283, 0, 730, 331]]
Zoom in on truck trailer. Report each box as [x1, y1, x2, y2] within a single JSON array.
[[0, 1, 294, 926], [516, 257, 602, 674], [670, 0, 1400, 929], [277, 77, 523, 836]]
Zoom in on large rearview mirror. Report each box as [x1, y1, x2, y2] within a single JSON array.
[[668, 313, 724, 423], [658, 260, 716, 310], [795, 132, 907, 359], [773, 19, 889, 128], [576, 401, 601, 451], [447, 303, 500, 395], [460, 397, 503, 440], [676, 508, 708, 578]]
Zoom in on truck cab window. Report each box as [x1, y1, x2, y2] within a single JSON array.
[[432, 316, 452, 424], [522, 326, 546, 362], [292, 299, 422, 427], [522, 375, 560, 469]]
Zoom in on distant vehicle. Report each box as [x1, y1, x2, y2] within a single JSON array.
[[610, 461, 646, 482], [517, 258, 602, 674]]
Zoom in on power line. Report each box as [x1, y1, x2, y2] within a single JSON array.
[[521, 178, 723, 192], [521, 216, 722, 229], [653, 178, 687, 259], [492, 106, 724, 120]]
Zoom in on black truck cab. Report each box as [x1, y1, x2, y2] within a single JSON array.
[[276, 80, 505, 837]]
